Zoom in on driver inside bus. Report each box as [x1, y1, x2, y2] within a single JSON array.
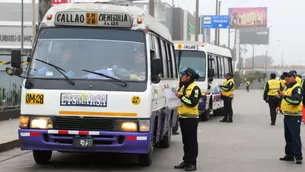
[[112, 51, 146, 80], [35, 47, 76, 78]]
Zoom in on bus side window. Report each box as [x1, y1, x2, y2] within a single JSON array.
[[228, 57, 233, 73], [170, 44, 178, 78], [149, 34, 156, 60], [217, 56, 223, 78], [214, 54, 220, 78], [154, 36, 165, 78], [159, 39, 168, 78], [208, 54, 217, 78], [223, 56, 228, 76], [164, 41, 173, 79]]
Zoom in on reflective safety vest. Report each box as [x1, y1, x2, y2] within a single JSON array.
[[296, 77, 302, 85], [221, 78, 235, 97], [281, 83, 303, 116], [280, 79, 286, 89], [246, 81, 250, 86], [177, 82, 199, 118], [267, 79, 281, 96]]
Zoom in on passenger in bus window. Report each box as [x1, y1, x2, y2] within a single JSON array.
[[35, 47, 76, 78], [112, 51, 146, 81]]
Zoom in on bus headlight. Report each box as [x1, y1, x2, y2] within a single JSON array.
[[120, 122, 138, 132], [30, 117, 53, 129], [139, 120, 150, 132]]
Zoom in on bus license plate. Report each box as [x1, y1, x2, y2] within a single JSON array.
[[73, 138, 93, 148]]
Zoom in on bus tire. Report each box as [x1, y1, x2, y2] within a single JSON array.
[[33, 150, 52, 164], [159, 125, 172, 148], [138, 146, 152, 166]]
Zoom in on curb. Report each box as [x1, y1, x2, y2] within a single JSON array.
[[0, 109, 20, 121], [0, 139, 19, 153]]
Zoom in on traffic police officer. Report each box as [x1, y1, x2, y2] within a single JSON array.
[[263, 73, 282, 125], [291, 70, 302, 85], [277, 70, 303, 164], [174, 67, 201, 171], [219, 73, 235, 123]]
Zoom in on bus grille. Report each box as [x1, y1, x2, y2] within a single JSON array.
[[53, 116, 114, 131]]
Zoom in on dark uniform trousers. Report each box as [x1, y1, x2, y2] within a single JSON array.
[[268, 96, 280, 124], [284, 115, 303, 160], [223, 96, 233, 121], [180, 117, 199, 165]]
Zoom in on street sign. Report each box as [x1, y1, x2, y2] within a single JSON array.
[[202, 15, 230, 29], [52, 0, 68, 6]]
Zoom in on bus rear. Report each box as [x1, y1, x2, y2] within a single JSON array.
[[174, 42, 210, 120]]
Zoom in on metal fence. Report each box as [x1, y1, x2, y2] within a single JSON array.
[[0, 69, 22, 111]]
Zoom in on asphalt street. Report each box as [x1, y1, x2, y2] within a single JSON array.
[[0, 90, 304, 172]]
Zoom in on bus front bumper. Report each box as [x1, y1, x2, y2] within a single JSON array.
[[18, 129, 150, 154]]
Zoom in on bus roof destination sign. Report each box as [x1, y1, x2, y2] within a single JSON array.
[[54, 11, 133, 28]]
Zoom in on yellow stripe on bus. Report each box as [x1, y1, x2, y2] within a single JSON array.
[[59, 111, 137, 117], [0, 61, 28, 65]]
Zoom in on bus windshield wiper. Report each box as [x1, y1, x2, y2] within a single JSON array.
[[35, 58, 75, 86], [82, 69, 127, 87]]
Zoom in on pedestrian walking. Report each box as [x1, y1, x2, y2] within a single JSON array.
[[174, 67, 201, 171], [263, 73, 282, 125], [277, 70, 303, 164], [219, 73, 235, 123]]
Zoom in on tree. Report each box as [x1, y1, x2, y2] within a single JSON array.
[[233, 71, 242, 89], [244, 55, 274, 68], [244, 71, 266, 83]]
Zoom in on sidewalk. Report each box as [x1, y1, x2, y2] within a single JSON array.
[[0, 119, 19, 152]]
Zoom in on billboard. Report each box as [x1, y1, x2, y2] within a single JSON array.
[[239, 27, 269, 45], [229, 7, 267, 28]]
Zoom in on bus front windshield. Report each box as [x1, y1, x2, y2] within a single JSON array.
[[29, 28, 146, 82], [175, 50, 206, 81]]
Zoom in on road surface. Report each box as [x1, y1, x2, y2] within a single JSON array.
[[0, 90, 304, 172]]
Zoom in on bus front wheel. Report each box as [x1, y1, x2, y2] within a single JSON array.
[[33, 150, 52, 164], [138, 146, 152, 166]]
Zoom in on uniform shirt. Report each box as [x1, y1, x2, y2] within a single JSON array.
[[179, 82, 201, 108], [279, 82, 302, 108], [263, 79, 283, 100], [220, 79, 234, 91]]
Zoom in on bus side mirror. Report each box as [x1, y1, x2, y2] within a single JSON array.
[[151, 58, 163, 75], [11, 50, 21, 68], [208, 68, 214, 78]]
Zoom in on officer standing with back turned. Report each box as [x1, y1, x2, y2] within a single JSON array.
[[174, 67, 201, 171], [277, 70, 303, 164], [263, 72, 282, 125]]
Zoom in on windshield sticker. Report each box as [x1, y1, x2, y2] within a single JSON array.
[[60, 93, 107, 107], [131, 96, 141, 105]]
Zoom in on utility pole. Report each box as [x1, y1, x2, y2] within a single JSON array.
[[32, 0, 36, 43], [195, 0, 199, 41], [149, 0, 155, 17], [217, 0, 221, 45], [214, 0, 218, 45], [265, 49, 268, 78], [252, 45, 255, 72], [21, 0, 24, 53]]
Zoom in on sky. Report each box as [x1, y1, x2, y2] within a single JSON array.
[[161, 0, 305, 65], [0, 0, 303, 65]]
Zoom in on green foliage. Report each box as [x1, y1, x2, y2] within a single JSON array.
[[233, 71, 242, 89], [244, 71, 266, 83]]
